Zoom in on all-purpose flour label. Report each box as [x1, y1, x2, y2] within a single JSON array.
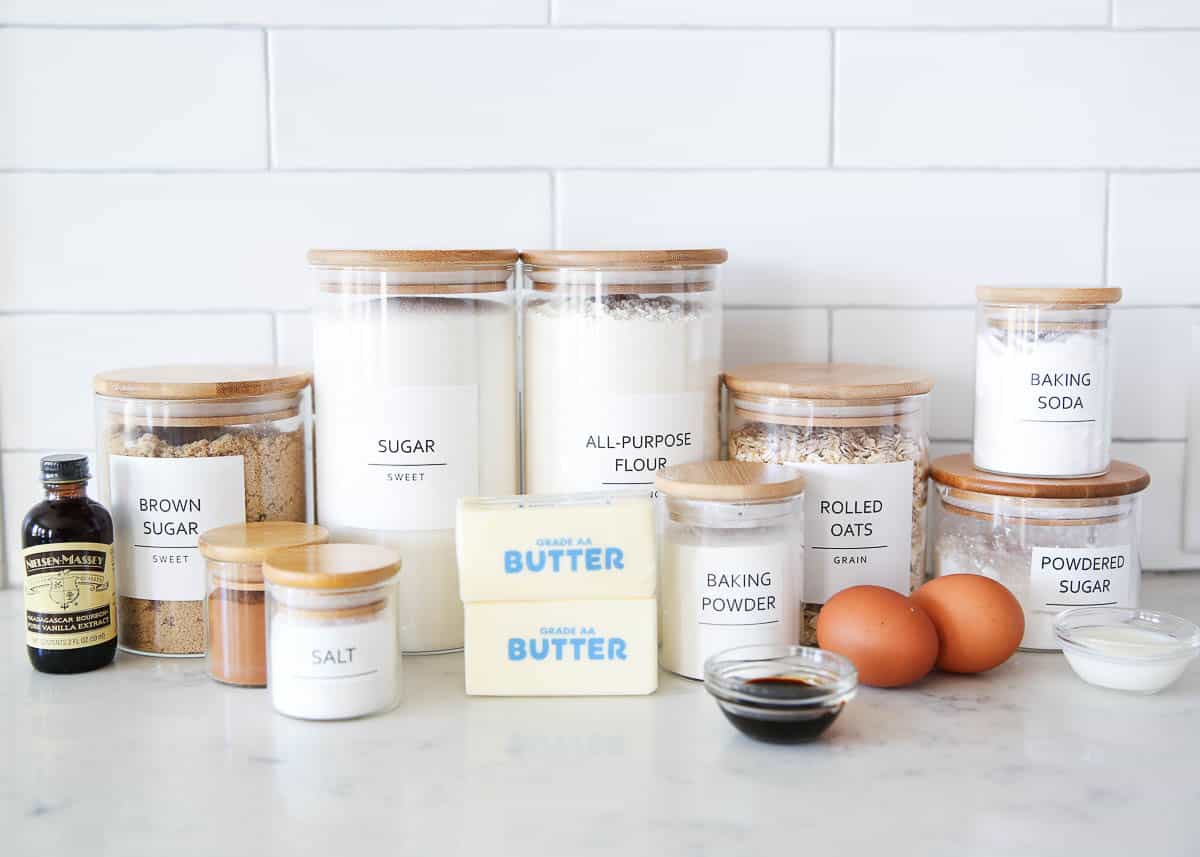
[[795, 461, 914, 603], [109, 456, 246, 601], [1030, 546, 1135, 611], [317, 385, 479, 532]]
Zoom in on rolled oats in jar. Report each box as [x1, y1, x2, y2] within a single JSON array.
[[724, 363, 933, 644]]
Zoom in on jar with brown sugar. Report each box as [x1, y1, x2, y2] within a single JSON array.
[[198, 521, 328, 686]]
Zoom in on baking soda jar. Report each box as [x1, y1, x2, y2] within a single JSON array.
[[520, 250, 725, 494], [973, 286, 1121, 478], [309, 250, 519, 655]]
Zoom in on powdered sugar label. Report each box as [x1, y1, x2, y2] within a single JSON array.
[[109, 455, 246, 601], [317, 385, 479, 532], [1030, 546, 1135, 612], [795, 460, 914, 603]]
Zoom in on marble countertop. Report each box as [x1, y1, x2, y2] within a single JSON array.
[[3, 576, 1199, 857]]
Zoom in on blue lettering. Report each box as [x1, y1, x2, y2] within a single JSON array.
[[525, 550, 546, 572], [566, 548, 582, 570], [585, 548, 601, 571], [548, 549, 563, 571], [608, 638, 627, 660], [587, 638, 604, 660], [529, 639, 550, 661], [504, 551, 521, 574], [550, 638, 567, 660], [508, 638, 526, 661], [569, 638, 587, 659], [606, 547, 624, 570]]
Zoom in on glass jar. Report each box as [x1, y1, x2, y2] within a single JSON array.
[[263, 543, 402, 720], [198, 521, 328, 686], [930, 454, 1149, 652], [310, 249, 518, 656], [655, 461, 805, 680], [724, 363, 933, 645], [974, 286, 1121, 478], [93, 365, 312, 657], [520, 249, 725, 494]]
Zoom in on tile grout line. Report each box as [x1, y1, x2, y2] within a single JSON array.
[[1101, 171, 1113, 284], [269, 311, 279, 363], [826, 30, 837, 168], [5, 166, 1200, 175], [263, 28, 275, 170], [2, 23, 1199, 32], [826, 307, 834, 361], [550, 170, 563, 247]]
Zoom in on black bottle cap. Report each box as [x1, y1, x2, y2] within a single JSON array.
[[40, 454, 91, 484]]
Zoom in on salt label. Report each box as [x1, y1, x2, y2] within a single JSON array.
[[1030, 546, 1135, 612], [316, 385, 479, 532]]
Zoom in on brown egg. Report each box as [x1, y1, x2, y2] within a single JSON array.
[[816, 585, 939, 688], [912, 574, 1025, 674]]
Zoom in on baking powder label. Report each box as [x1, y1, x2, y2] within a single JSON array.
[[23, 542, 116, 650], [109, 456, 246, 601], [317, 384, 479, 532], [793, 460, 914, 603], [1030, 546, 1135, 612]]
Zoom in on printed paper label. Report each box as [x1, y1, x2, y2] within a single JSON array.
[[1007, 350, 1104, 427], [1030, 545, 1135, 612], [272, 620, 397, 682], [316, 385, 480, 532], [23, 542, 116, 650], [794, 460, 914, 603]]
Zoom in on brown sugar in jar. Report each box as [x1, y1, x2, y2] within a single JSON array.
[[199, 521, 328, 686]]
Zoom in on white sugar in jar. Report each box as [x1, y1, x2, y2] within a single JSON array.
[[974, 286, 1121, 478], [655, 461, 805, 680], [264, 543, 402, 720]]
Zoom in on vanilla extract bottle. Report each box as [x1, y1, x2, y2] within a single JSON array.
[[21, 454, 117, 673]]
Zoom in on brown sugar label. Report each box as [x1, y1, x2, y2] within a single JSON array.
[[24, 542, 116, 650]]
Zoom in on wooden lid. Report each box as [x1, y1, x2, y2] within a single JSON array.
[[723, 363, 934, 401], [931, 454, 1150, 499], [656, 461, 805, 501], [520, 249, 727, 269], [976, 286, 1122, 306], [307, 249, 518, 270], [94, 365, 311, 400], [199, 522, 329, 566], [263, 543, 400, 590]]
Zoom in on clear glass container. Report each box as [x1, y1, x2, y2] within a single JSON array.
[[974, 286, 1121, 478], [199, 521, 328, 687], [309, 249, 519, 656], [655, 461, 805, 680], [93, 365, 312, 657], [520, 249, 725, 494], [264, 543, 402, 720], [1055, 607, 1200, 693], [724, 363, 933, 645], [930, 454, 1149, 652]]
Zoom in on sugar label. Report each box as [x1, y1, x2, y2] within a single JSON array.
[[1030, 546, 1135, 611]]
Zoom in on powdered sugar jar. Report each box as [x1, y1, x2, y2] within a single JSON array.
[[974, 286, 1121, 478]]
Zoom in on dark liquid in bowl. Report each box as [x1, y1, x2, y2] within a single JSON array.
[[721, 676, 844, 744]]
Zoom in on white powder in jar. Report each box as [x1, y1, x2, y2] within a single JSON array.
[[523, 294, 720, 493]]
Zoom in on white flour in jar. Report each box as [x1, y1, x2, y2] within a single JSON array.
[[523, 295, 720, 493]]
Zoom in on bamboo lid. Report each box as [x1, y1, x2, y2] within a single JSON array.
[[723, 363, 934, 402], [931, 454, 1150, 499], [976, 286, 1122, 306], [656, 461, 805, 502], [94, 365, 311, 400], [263, 544, 401, 591], [199, 522, 330, 567], [520, 249, 727, 269], [308, 249, 518, 270]]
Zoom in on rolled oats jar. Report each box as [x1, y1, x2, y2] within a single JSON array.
[[94, 365, 312, 657], [520, 249, 725, 494], [931, 454, 1149, 652], [724, 363, 933, 644], [974, 286, 1121, 478]]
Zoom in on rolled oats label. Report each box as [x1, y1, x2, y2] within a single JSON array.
[[1030, 546, 1134, 612], [23, 542, 116, 650], [109, 456, 246, 601]]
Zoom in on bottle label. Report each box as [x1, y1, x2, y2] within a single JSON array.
[[109, 455, 246, 600], [23, 542, 116, 649], [1029, 546, 1135, 612]]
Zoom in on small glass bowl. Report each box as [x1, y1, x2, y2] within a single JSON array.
[[1054, 607, 1200, 694], [704, 645, 858, 744]]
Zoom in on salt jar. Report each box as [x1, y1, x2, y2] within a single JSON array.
[[974, 286, 1121, 478], [520, 249, 725, 494], [263, 543, 402, 720], [198, 521, 329, 687], [930, 454, 1149, 652], [309, 250, 518, 655], [724, 363, 933, 645], [655, 461, 805, 680]]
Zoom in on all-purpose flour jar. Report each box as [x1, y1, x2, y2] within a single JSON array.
[[520, 250, 724, 493], [930, 454, 1149, 652], [263, 543, 402, 720], [974, 286, 1121, 478], [724, 363, 933, 645], [655, 461, 805, 680], [309, 250, 519, 654]]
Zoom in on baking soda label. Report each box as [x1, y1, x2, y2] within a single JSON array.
[[1030, 546, 1135, 611], [1011, 353, 1104, 426], [318, 385, 479, 531], [795, 460, 914, 603], [109, 456, 246, 601]]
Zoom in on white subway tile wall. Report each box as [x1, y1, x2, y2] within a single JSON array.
[[1, 7, 1197, 584]]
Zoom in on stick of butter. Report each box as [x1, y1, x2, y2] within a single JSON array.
[[464, 599, 658, 696], [456, 493, 656, 603]]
